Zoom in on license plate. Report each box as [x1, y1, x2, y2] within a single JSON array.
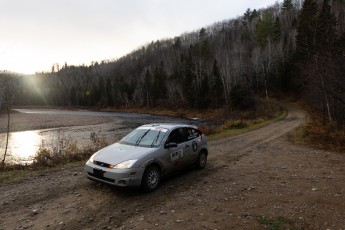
[[93, 168, 104, 177]]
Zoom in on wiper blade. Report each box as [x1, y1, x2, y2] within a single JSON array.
[[135, 129, 151, 146], [151, 131, 161, 147]]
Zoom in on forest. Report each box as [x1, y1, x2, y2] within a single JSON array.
[[1, 0, 345, 128]]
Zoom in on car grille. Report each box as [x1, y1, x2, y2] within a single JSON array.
[[88, 172, 115, 183], [94, 160, 111, 168]]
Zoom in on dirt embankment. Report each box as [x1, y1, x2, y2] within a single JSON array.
[[0, 104, 344, 230]]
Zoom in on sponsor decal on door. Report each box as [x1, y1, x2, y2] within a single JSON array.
[[171, 149, 183, 161]]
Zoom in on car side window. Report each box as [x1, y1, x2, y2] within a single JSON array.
[[167, 128, 186, 144], [185, 128, 200, 141]]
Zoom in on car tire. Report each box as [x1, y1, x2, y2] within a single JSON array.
[[142, 165, 161, 192], [195, 150, 207, 169]]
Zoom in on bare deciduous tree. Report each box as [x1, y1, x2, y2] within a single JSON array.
[[1, 76, 16, 168]]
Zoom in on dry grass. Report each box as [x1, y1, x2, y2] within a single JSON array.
[[291, 107, 345, 153], [199, 99, 284, 137], [108, 99, 283, 136], [104, 104, 227, 121], [206, 111, 287, 141], [0, 131, 107, 174], [31, 132, 108, 168], [0, 134, 107, 183]]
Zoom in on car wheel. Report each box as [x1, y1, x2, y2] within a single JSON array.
[[196, 151, 207, 169], [142, 165, 161, 192]]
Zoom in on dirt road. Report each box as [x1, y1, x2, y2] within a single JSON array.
[[1, 104, 345, 230]]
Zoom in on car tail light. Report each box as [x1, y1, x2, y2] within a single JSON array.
[[197, 127, 203, 134]]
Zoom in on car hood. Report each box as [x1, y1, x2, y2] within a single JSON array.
[[92, 142, 155, 165]]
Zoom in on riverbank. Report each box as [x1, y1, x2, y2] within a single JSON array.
[[0, 112, 116, 133]]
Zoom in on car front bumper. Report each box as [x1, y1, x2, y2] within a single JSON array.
[[85, 161, 145, 187]]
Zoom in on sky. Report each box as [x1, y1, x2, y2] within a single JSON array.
[[0, 0, 279, 74]]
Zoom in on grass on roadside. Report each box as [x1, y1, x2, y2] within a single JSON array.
[[290, 107, 345, 153], [0, 161, 87, 184], [0, 131, 108, 183], [257, 215, 302, 230], [206, 110, 287, 141], [0, 169, 33, 184]]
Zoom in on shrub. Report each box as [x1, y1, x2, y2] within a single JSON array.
[[32, 131, 108, 168], [230, 85, 256, 110]]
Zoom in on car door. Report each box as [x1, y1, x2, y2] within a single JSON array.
[[183, 127, 201, 164], [163, 127, 189, 173]]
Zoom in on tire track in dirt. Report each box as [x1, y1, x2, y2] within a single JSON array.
[[208, 103, 304, 168]]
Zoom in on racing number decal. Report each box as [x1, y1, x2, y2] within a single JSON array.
[[171, 150, 183, 161]]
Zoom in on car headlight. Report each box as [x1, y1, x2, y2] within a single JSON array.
[[111, 160, 138, 169], [88, 153, 96, 163]]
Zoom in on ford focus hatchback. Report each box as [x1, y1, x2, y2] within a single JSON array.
[[85, 123, 208, 192]]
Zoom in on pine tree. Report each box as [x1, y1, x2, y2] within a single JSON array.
[[183, 52, 196, 106], [211, 59, 223, 107], [316, 0, 338, 124], [242, 8, 252, 26], [255, 9, 281, 47], [152, 62, 167, 102], [173, 37, 181, 50], [106, 78, 113, 106], [282, 0, 293, 12], [144, 69, 151, 106], [295, 0, 318, 60], [316, 0, 337, 52]]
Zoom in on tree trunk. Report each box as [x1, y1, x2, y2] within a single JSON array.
[[317, 56, 332, 124], [264, 77, 269, 100], [1, 107, 10, 168], [322, 78, 332, 123]]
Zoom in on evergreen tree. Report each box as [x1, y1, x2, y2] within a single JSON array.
[[250, 9, 259, 21], [199, 28, 207, 39], [106, 78, 113, 106], [183, 52, 196, 106], [255, 9, 281, 46], [152, 61, 167, 102], [230, 85, 255, 110], [316, 0, 338, 124], [242, 8, 252, 26], [282, 0, 293, 12], [316, 0, 337, 52], [97, 77, 106, 106], [144, 69, 152, 106], [295, 0, 318, 60], [70, 86, 77, 105], [210, 59, 223, 107], [173, 37, 181, 50], [198, 75, 209, 108]]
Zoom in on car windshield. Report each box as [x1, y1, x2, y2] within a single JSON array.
[[119, 127, 168, 148]]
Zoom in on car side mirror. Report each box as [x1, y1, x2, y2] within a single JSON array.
[[165, 142, 177, 149]]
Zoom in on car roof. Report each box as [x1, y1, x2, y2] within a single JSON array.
[[139, 123, 197, 130]]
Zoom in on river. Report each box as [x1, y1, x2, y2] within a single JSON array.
[[0, 109, 195, 164]]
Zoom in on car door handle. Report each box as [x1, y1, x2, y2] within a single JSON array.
[[185, 144, 190, 148]]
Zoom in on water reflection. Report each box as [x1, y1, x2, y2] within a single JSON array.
[[0, 131, 42, 164], [10, 131, 42, 159]]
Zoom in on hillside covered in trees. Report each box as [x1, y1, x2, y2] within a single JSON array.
[[1, 0, 345, 127]]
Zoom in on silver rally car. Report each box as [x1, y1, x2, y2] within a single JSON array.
[[85, 123, 208, 191]]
